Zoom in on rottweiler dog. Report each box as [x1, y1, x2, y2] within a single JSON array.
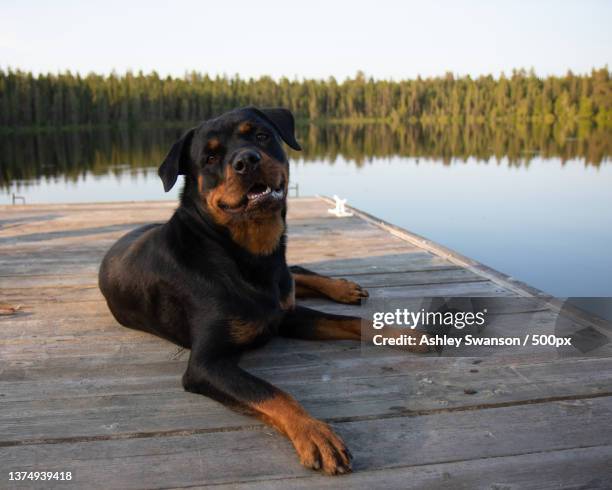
[[99, 107, 425, 475]]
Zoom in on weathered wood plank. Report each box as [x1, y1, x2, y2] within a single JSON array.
[[0, 223, 412, 254], [4, 301, 610, 363], [1, 397, 610, 488], [0, 198, 325, 240], [0, 245, 437, 276], [1, 197, 610, 488], [2, 357, 611, 443], [0, 269, 488, 305], [298, 253, 485, 276], [1, 286, 536, 348], [0, 252, 458, 288], [210, 445, 612, 490], [0, 266, 470, 291]]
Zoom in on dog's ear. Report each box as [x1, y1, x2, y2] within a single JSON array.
[[256, 107, 302, 151], [158, 128, 195, 192]]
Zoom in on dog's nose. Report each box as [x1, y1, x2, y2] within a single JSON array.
[[232, 150, 261, 174]]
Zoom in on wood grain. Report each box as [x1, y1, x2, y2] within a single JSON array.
[[1, 197, 611, 489]]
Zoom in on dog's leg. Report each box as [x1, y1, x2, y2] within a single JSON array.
[[182, 342, 352, 475], [290, 265, 368, 305], [279, 305, 430, 352]]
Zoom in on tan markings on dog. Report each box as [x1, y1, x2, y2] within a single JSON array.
[[197, 174, 205, 194], [279, 277, 295, 311], [230, 216, 285, 255], [230, 318, 266, 344], [203, 174, 245, 225], [294, 283, 320, 298], [205, 186, 232, 228], [293, 274, 368, 304], [203, 154, 289, 256], [238, 121, 253, 134], [251, 392, 352, 475], [206, 138, 221, 151], [311, 317, 362, 341]]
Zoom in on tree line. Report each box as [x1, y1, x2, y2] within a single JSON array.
[[2, 122, 609, 188], [0, 68, 610, 128]]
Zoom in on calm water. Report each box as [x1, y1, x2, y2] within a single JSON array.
[[1, 124, 611, 298]]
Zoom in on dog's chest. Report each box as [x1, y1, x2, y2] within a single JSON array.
[[227, 263, 291, 346]]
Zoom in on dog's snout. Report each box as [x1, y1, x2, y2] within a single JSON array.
[[232, 149, 261, 175]]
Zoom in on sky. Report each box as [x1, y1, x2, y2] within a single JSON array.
[[1, 0, 611, 80]]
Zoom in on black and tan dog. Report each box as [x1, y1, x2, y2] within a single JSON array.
[[99, 107, 426, 475]]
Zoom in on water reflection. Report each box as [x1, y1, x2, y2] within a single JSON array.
[[1, 122, 610, 188]]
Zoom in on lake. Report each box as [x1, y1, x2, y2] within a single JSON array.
[[1, 123, 611, 299]]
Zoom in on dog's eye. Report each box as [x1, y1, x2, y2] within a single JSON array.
[[256, 133, 269, 142], [206, 155, 218, 164]]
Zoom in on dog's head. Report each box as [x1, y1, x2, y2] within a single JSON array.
[[158, 107, 301, 254]]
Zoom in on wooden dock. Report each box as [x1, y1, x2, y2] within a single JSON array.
[[1, 197, 611, 489]]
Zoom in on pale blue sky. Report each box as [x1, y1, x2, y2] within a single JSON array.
[[1, 0, 610, 80]]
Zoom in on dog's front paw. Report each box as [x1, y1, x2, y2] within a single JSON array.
[[289, 419, 352, 475], [331, 279, 369, 304]]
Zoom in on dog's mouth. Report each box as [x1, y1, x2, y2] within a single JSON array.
[[246, 182, 284, 203], [219, 180, 285, 213]]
